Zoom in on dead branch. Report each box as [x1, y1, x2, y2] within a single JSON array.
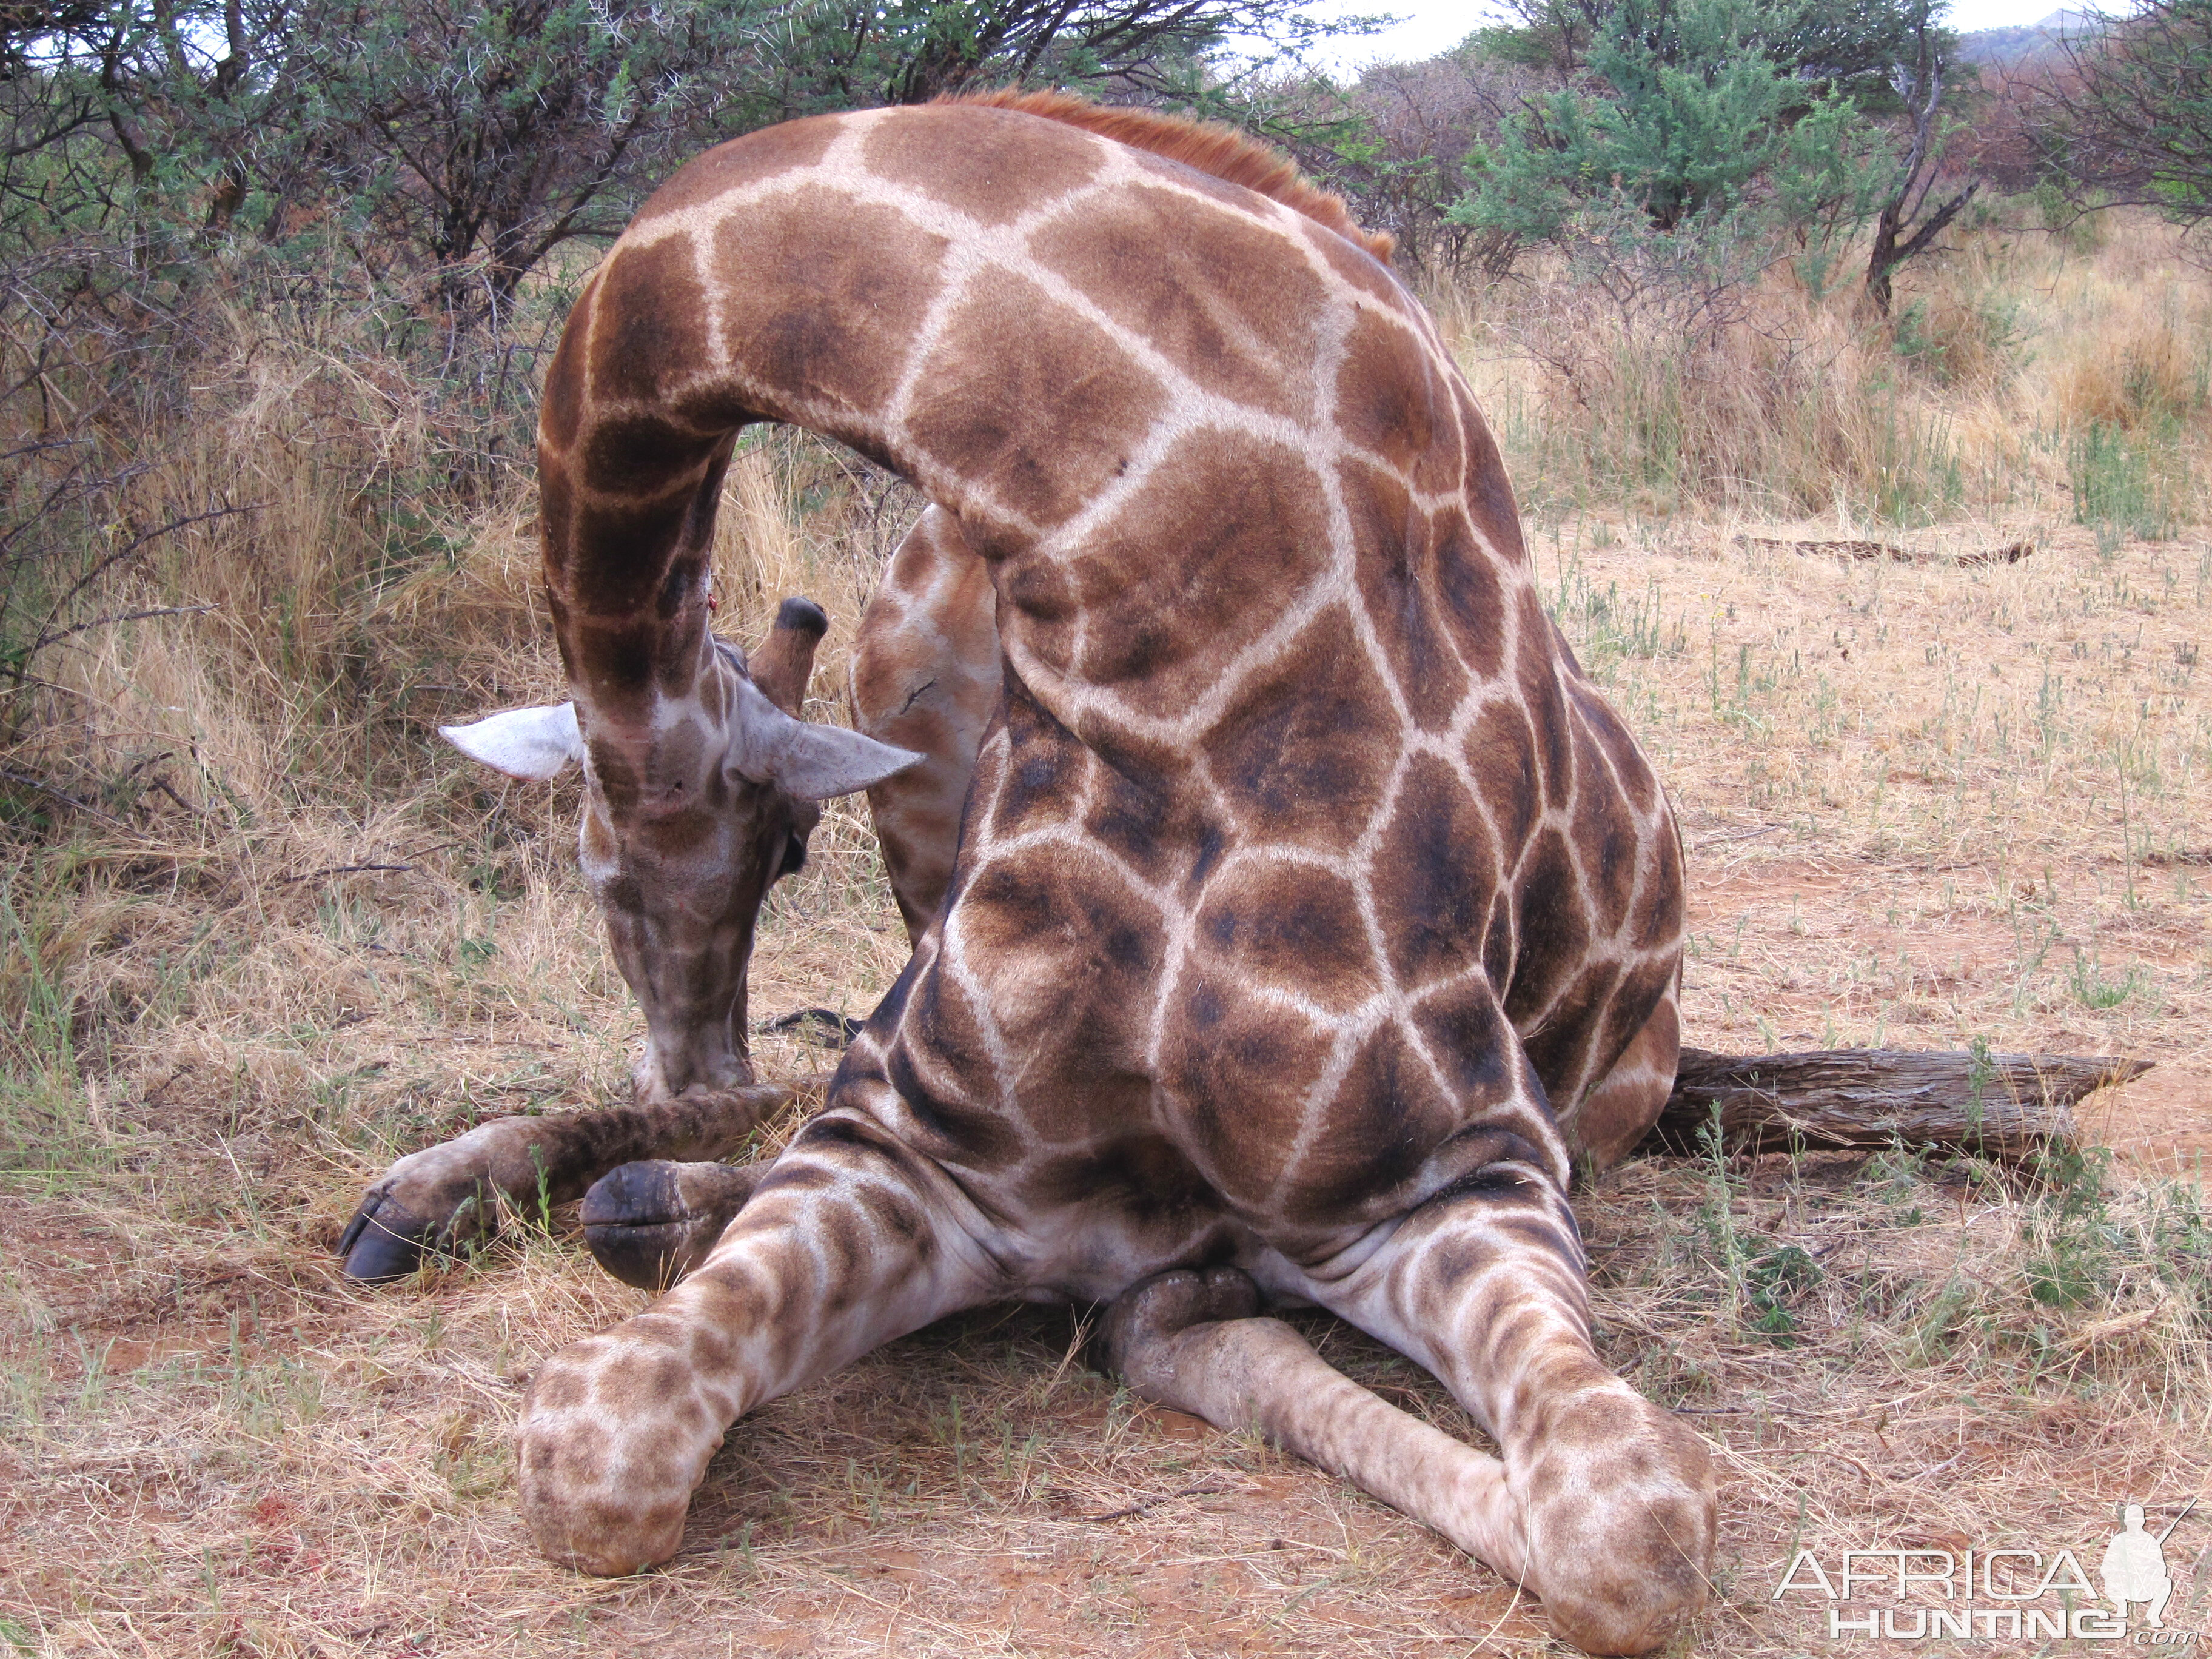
[[1643, 1046, 2151, 1158], [1735, 537, 2033, 567], [29, 602, 217, 654]]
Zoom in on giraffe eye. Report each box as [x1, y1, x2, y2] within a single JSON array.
[[777, 833, 809, 879]]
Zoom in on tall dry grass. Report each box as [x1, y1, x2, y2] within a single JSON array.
[[1438, 207, 2211, 536], [0, 304, 920, 1199]]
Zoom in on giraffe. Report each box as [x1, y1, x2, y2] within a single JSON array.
[[363, 91, 1716, 1653]]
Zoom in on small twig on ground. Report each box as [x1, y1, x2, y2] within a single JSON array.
[[141, 1064, 192, 1107], [0, 763, 126, 826], [146, 778, 196, 816], [1082, 1481, 1228, 1523], [1692, 824, 1783, 850], [276, 863, 414, 884], [766, 1007, 865, 1047], [1734, 535, 2034, 568]]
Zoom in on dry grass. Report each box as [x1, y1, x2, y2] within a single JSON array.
[[1440, 209, 2211, 534], [2, 215, 2210, 1657]]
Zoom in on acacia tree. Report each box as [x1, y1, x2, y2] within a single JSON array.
[[260, 0, 789, 325], [1453, 0, 1901, 243], [1864, 0, 1977, 314], [4, 0, 1375, 330], [0, 0, 288, 234], [1464, 0, 1928, 102], [1452, 0, 1977, 311], [777, 0, 1362, 109], [2040, 0, 2212, 229]]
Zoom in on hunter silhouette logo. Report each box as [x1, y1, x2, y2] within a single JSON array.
[[2105, 1500, 2197, 1631], [1775, 1498, 2204, 1643]]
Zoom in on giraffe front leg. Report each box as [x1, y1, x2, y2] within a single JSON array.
[[1301, 1173, 1716, 1655], [517, 1112, 1003, 1575], [338, 1086, 788, 1283]]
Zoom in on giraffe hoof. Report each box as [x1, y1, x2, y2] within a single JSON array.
[[581, 1160, 761, 1291], [1102, 1266, 1261, 1390], [337, 1188, 438, 1284]]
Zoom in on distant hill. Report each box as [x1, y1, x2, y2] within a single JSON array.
[[1957, 8, 2099, 64]]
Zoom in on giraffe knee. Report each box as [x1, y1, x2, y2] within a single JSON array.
[[1517, 1388, 1716, 1654], [517, 1336, 725, 1576]]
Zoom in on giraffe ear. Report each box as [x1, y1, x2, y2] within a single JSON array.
[[762, 719, 925, 801], [439, 703, 584, 781], [732, 675, 922, 800]]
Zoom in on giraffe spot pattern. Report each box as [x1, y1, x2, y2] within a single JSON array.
[[709, 187, 950, 423], [514, 102, 1709, 1621], [1191, 857, 1378, 1016], [1346, 468, 1472, 732], [1290, 1021, 1461, 1222], [1370, 753, 1500, 988], [1064, 427, 1336, 720], [1198, 604, 1402, 857], [953, 839, 1165, 1082], [1031, 184, 1329, 420], [634, 115, 842, 221], [905, 272, 1167, 530]]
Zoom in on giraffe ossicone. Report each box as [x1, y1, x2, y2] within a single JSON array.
[[360, 90, 1718, 1655]]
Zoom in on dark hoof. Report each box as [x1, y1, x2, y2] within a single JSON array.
[[581, 1160, 760, 1291], [338, 1189, 435, 1284], [766, 1007, 864, 1049], [1102, 1266, 1261, 1381]]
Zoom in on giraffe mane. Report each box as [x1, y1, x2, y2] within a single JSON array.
[[944, 89, 1396, 263]]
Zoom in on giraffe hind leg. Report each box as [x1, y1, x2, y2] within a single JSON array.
[[1102, 1268, 1533, 1585], [849, 505, 999, 948]]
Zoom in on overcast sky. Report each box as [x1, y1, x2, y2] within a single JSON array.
[[1313, 0, 2070, 71]]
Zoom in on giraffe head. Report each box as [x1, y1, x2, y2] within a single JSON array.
[[441, 597, 920, 1102]]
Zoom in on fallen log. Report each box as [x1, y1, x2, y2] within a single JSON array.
[[1734, 535, 2034, 568], [1641, 1047, 2152, 1159]]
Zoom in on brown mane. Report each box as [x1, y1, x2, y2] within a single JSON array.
[[945, 88, 1396, 262]]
